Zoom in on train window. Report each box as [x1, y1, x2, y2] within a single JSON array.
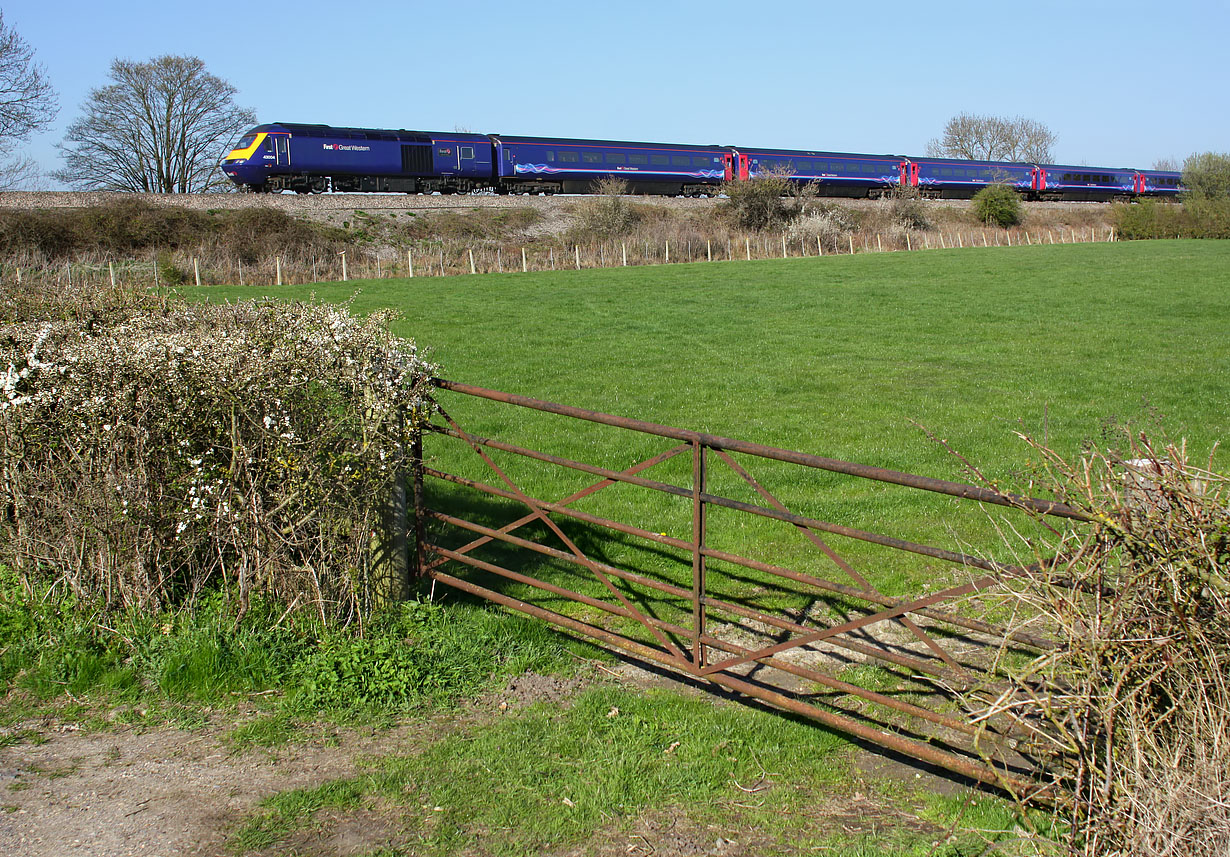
[[582, 152, 602, 163], [559, 151, 579, 163], [606, 153, 626, 164], [651, 154, 669, 166], [236, 135, 256, 149], [671, 155, 691, 167], [629, 154, 648, 165], [940, 168, 952, 176], [460, 147, 474, 160], [691, 156, 708, 167], [546, 151, 555, 161]]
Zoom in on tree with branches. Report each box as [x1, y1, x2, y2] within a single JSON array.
[[0, 12, 58, 189], [926, 113, 1056, 163], [54, 55, 256, 193]]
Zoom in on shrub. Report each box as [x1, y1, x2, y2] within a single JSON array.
[[0, 293, 435, 619], [971, 183, 1023, 227], [720, 169, 797, 231], [962, 431, 1230, 856], [573, 177, 637, 237], [888, 185, 933, 231]]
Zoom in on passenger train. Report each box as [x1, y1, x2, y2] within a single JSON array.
[[221, 122, 1183, 202]]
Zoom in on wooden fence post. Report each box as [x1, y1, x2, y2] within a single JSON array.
[[109, 261, 116, 288], [341, 251, 348, 281], [275, 257, 282, 286], [522, 247, 528, 273], [408, 249, 414, 278], [194, 258, 202, 287], [469, 248, 477, 274]]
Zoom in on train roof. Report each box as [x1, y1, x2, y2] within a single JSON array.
[[1038, 162, 1136, 173], [250, 123, 488, 144], [905, 155, 1033, 167], [493, 134, 728, 152], [735, 146, 903, 159]]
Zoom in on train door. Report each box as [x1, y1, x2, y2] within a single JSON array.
[[723, 153, 734, 182], [734, 151, 749, 181], [273, 135, 291, 167]]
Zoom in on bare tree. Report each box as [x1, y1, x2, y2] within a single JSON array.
[[1153, 157, 1181, 172], [54, 55, 256, 193], [0, 12, 58, 189], [926, 113, 1056, 163]]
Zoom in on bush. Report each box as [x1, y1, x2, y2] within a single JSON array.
[[573, 178, 638, 237], [1, 293, 435, 619], [1182, 152, 1230, 199], [971, 183, 1023, 227], [720, 170, 796, 231], [963, 431, 1230, 856], [888, 185, 932, 231]]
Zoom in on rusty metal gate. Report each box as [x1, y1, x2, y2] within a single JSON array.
[[411, 379, 1084, 794]]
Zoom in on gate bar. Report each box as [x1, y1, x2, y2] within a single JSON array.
[[431, 379, 1088, 522]]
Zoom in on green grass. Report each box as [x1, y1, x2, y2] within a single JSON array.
[[232, 683, 1024, 856]]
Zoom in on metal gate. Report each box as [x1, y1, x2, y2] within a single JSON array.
[[411, 379, 1085, 794]]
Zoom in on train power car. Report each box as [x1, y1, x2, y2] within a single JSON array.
[[221, 121, 1186, 202], [221, 123, 495, 194]]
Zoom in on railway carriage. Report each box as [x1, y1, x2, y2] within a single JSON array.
[[1032, 164, 1138, 202], [905, 156, 1034, 199], [734, 147, 905, 197], [491, 135, 730, 195]]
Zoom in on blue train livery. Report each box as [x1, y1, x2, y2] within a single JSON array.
[[221, 121, 1187, 202], [492, 135, 730, 195]]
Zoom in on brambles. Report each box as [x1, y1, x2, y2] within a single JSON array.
[[971, 183, 1022, 227]]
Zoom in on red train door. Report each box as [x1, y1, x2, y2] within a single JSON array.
[[723, 153, 734, 182], [1033, 167, 1047, 191], [899, 161, 908, 186], [733, 151, 749, 181], [911, 162, 919, 187]]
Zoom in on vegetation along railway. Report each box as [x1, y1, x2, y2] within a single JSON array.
[[221, 121, 1185, 201]]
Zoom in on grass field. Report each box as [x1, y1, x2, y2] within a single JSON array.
[[194, 240, 1230, 601]]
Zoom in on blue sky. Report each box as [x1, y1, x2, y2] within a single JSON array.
[[5, 0, 1227, 186]]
